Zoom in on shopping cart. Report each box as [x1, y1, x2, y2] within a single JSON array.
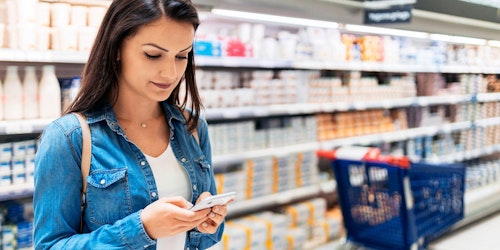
[[317, 146, 465, 250]]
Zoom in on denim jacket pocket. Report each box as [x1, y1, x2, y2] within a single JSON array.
[[86, 168, 131, 226]]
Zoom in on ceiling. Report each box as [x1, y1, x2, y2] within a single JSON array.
[[192, 0, 500, 40]]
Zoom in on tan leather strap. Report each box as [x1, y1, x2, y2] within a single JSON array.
[[75, 112, 91, 233], [182, 110, 199, 145], [75, 113, 91, 196]]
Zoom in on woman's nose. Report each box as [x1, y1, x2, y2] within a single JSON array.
[[160, 60, 177, 81]]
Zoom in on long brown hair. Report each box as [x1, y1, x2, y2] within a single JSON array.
[[67, 0, 202, 131]]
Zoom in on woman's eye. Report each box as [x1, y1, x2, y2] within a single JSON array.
[[145, 53, 161, 59], [176, 55, 189, 60]]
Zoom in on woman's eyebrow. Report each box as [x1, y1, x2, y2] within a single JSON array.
[[143, 43, 193, 52]]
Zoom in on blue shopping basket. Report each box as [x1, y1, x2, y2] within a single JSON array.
[[318, 148, 465, 250]]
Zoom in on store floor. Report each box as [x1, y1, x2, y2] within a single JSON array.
[[428, 210, 500, 250]]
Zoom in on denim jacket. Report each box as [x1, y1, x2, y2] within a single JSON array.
[[33, 102, 223, 250]]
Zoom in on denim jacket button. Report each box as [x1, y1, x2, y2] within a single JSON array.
[[151, 192, 157, 198], [193, 185, 197, 191], [100, 179, 105, 185], [140, 161, 146, 166], [181, 158, 187, 163]]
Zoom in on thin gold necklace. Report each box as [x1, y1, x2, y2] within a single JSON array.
[[117, 113, 163, 129]]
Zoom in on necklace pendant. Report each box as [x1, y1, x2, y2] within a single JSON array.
[[141, 123, 147, 128]]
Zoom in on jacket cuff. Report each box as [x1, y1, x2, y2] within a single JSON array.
[[119, 210, 156, 249]]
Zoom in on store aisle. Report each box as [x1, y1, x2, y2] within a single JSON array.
[[429, 211, 500, 250]]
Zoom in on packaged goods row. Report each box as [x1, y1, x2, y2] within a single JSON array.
[[209, 197, 342, 250], [0, 0, 105, 51], [209, 117, 317, 156], [0, 199, 33, 250], [215, 151, 319, 200], [0, 65, 66, 121], [197, 68, 498, 109], [208, 104, 500, 159], [0, 66, 496, 123], [3, 1, 500, 71], [0, 140, 37, 188], [195, 17, 500, 67]]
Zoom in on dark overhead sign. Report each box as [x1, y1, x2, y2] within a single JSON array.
[[364, 4, 413, 24]]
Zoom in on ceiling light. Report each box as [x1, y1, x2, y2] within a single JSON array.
[[344, 24, 428, 39], [211, 9, 339, 29], [363, 0, 417, 9]]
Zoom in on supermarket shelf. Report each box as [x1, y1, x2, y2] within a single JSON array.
[[196, 56, 292, 68], [477, 92, 500, 102], [320, 121, 472, 149], [213, 142, 320, 167], [294, 60, 500, 74], [437, 144, 500, 163], [204, 95, 489, 120], [2, 49, 500, 74], [226, 184, 322, 218], [475, 116, 500, 127], [0, 183, 34, 201], [0, 49, 88, 64], [0, 95, 492, 136], [0, 118, 55, 135], [213, 118, 499, 167]]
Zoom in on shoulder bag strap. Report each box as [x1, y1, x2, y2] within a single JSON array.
[[74, 112, 91, 232], [182, 110, 199, 145]]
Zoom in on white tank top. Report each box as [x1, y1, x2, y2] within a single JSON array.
[[145, 145, 192, 250]]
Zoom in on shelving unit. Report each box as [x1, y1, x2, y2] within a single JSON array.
[[2, 2, 500, 248], [0, 183, 34, 201]]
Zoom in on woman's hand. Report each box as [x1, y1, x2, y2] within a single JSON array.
[[140, 196, 210, 239], [195, 192, 232, 234]]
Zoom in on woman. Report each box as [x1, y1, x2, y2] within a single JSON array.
[[33, 0, 226, 249]]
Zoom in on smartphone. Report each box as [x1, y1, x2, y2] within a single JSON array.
[[189, 192, 236, 211]]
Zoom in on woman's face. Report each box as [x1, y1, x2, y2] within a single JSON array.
[[118, 16, 195, 103]]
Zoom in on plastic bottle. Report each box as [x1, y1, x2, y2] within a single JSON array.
[[39, 65, 61, 119], [3, 66, 23, 120], [23, 66, 39, 119]]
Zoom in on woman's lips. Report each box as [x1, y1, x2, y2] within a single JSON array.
[[152, 82, 172, 89]]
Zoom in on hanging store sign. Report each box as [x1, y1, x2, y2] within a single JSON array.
[[364, 4, 413, 24]]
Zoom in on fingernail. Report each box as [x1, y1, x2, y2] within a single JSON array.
[[213, 206, 220, 212], [210, 212, 216, 218], [202, 222, 208, 228]]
